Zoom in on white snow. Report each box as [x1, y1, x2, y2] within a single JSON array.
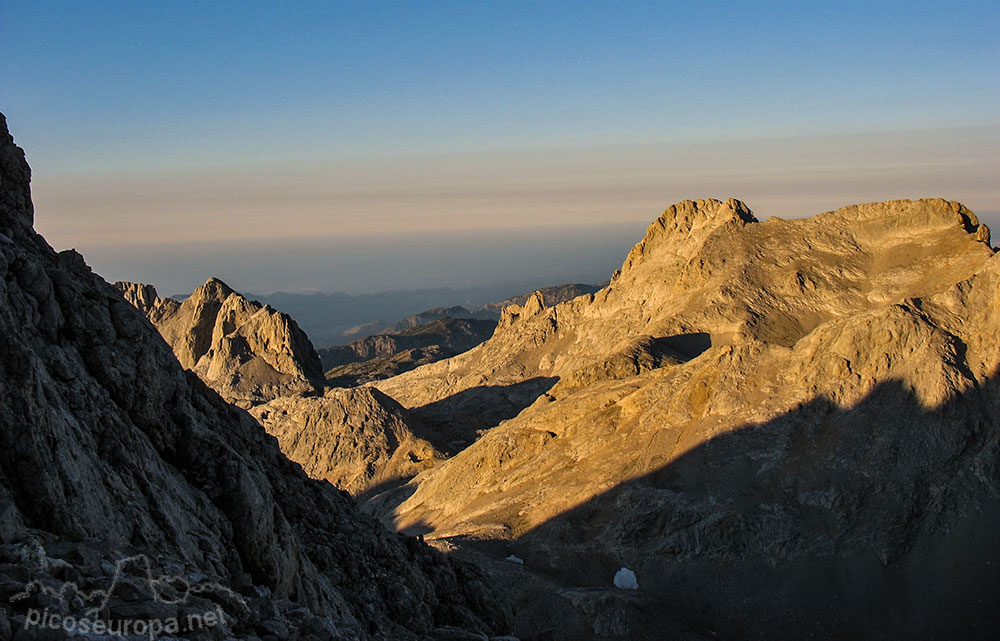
[[613, 566, 638, 590], [504, 554, 524, 565]]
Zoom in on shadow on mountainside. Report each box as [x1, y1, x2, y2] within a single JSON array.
[[448, 373, 1000, 641], [355, 475, 423, 522], [652, 332, 713, 360], [409, 377, 559, 453]]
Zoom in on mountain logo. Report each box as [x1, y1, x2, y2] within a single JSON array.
[[10, 553, 244, 618]]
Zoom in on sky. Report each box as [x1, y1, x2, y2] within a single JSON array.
[[1, 1, 998, 295]]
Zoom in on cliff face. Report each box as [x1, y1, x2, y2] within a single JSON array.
[[375, 198, 1000, 639], [0, 114, 510, 639], [115, 277, 326, 408]]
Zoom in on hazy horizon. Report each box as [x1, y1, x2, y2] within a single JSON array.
[[2, 2, 997, 295]]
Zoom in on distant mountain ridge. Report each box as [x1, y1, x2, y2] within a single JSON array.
[[241, 287, 506, 347], [344, 283, 604, 339], [318, 316, 497, 378], [316, 284, 604, 387], [245, 282, 604, 347]]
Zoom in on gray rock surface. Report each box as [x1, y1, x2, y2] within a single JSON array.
[[0, 113, 511, 639]]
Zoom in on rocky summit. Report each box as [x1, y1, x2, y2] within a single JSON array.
[[0, 114, 512, 639], [116, 277, 326, 408], [372, 198, 1000, 639]]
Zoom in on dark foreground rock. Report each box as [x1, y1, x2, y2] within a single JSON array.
[[0, 113, 511, 639]]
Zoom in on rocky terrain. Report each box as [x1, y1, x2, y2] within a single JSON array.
[[0, 114, 512, 639], [319, 318, 498, 387], [116, 278, 326, 408], [113, 289, 494, 497], [372, 198, 1000, 639], [252, 320, 494, 499], [251, 387, 441, 497], [8, 101, 999, 640]]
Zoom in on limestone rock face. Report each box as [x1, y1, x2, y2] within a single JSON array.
[[115, 280, 173, 316], [378, 197, 993, 417], [477, 282, 604, 317], [496, 290, 546, 330], [0, 113, 510, 639], [378, 198, 1000, 639], [115, 278, 325, 407], [251, 387, 440, 496]]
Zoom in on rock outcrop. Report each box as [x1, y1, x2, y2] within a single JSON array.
[[377, 197, 994, 418], [251, 387, 441, 496], [116, 278, 325, 408], [376, 198, 1000, 639], [475, 283, 604, 318], [0, 113, 511, 639]]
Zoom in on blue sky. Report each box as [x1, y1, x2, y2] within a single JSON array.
[[1, 1, 998, 294]]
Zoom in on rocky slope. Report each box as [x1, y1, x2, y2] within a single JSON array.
[[0, 114, 511, 640], [376, 198, 1000, 639], [319, 318, 498, 387], [251, 387, 441, 497], [116, 278, 325, 408]]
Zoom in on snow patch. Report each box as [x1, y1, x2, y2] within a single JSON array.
[[613, 567, 638, 590]]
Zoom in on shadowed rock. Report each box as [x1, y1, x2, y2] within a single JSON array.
[[0, 113, 511, 639]]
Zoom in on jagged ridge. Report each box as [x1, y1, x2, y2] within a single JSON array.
[[116, 278, 326, 408]]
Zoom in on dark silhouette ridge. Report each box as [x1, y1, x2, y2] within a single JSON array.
[[444, 371, 1000, 640], [409, 377, 560, 452]]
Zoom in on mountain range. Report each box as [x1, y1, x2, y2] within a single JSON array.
[[244, 283, 603, 348], [372, 198, 1000, 639], [4, 107, 1000, 640]]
